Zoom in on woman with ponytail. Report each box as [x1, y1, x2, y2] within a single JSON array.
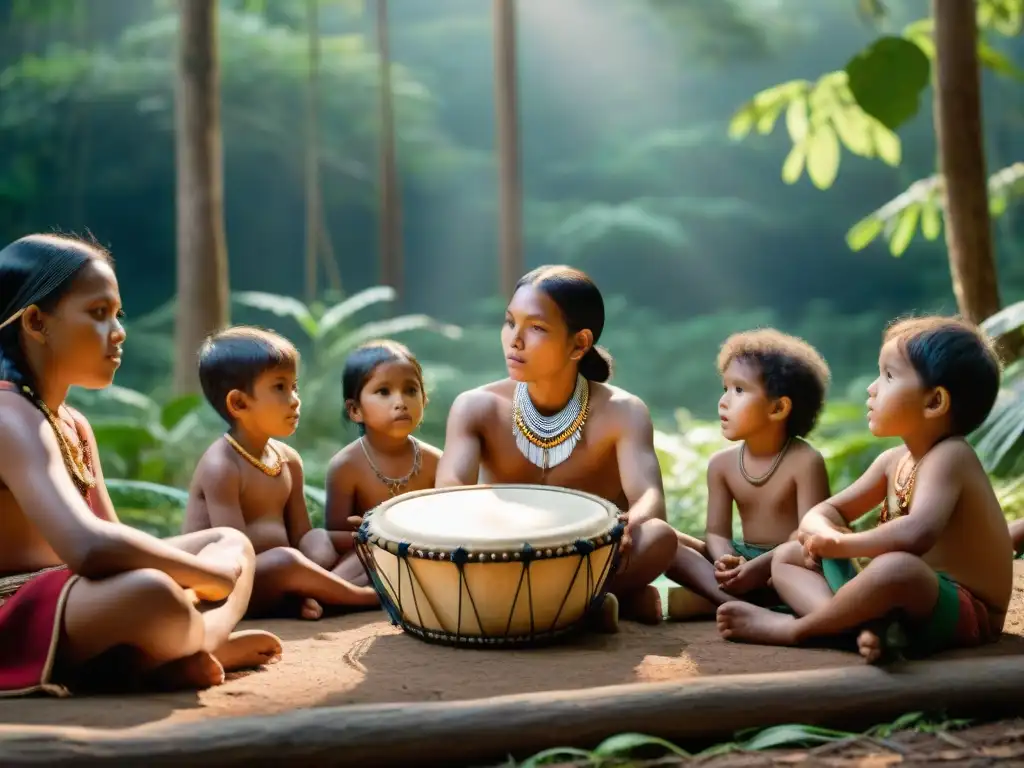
[[0, 234, 280, 697], [436, 265, 677, 627]]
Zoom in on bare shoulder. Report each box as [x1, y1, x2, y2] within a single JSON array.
[[449, 381, 509, 423], [923, 437, 982, 477], [788, 438, 827, 471], [326, 440, 363, 477], [0, 390, 46, 438], [594, 383, 652, 428], [192, 438, 241, 489], [708, 445, 740, 476]]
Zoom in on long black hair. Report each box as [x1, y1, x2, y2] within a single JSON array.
[[0, 234, 111, 397], [514, 265, 614, 382]]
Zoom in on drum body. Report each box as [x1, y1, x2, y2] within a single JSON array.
[[355, 484, 624, 648]]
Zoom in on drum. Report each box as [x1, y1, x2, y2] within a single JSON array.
[[354, 484, 624, 648]]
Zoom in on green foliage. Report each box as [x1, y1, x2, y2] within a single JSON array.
[[845, 36, 930, 132], [846, 163, 1024, 256], [68, 385, 214, 487], [729, 72, 900, 191], [512, 711, 972, 766]]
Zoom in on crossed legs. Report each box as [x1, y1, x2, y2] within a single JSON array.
[[716, 540, 939, 662], [61, 527, 281, 690]]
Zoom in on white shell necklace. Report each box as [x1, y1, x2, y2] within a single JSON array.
[[512, 374, 590, 471]]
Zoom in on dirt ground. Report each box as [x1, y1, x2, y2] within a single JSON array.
[[1, 564, 1022, 734]]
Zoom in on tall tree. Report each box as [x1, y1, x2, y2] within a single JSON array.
[[305, 0, 322, 303], [932, 0, 1001, 326], [376, 0, 404, 301], [493, 0, 522, 297], [173, 0, 229, 393], [729, 0, 1023, 344]]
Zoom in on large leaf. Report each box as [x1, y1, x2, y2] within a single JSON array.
[[90, 421, 162, 455], [806, 125, 840, 189], [159, 393, 203, 431], [325, 315, 463, 362], [317, 286, 397, 338], [232, 291, 318, 338], [845, 35, 930, 131]]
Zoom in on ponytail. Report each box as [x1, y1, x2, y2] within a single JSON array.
[[578, 345, 614, 383]]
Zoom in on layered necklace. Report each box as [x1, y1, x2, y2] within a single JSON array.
[[224, 434, 283, 477], [512, 374, 590, 471], [738, 438, 792, 487], [879, 450, 920, 524], [360, 436, 421, 497], [23, 386, 95, 498]]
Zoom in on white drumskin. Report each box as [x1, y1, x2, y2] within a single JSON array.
[[360, 484, 621, 641]]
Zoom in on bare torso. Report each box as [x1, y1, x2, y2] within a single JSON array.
[[884, 443, 1013, 615], [183, 438, 297, 553], [0, 401, 97, 574], [469, 380, 630, 508], [717, 439, 823, 547], [330, 437, 441, 517]]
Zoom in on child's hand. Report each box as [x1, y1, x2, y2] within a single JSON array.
[[714, 554, 746, 572], [347, 515, 364, 530], [800, 529, 844, 559], [715, 561, 761, 595]]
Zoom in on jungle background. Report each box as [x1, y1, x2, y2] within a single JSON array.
[[4, 0, 1024, 539]]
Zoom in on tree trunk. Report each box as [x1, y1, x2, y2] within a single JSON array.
[[173, 0, 229, 394], [376, 0, 404, 303], [932, 0, 1002, 326], [304, 0, 321, 304], [493, 0, 523, 298]]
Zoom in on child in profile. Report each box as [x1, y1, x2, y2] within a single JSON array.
[[667, 329, 832, 618], [183, 326, 378, 620], [325, 340, 441, 545], [718, 316, 1013, 663]]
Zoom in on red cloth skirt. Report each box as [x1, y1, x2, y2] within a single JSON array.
[[0, 566, 78, 697]]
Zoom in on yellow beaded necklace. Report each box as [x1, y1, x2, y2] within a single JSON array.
[[22, 385, 95, 497], [224, 433, 283, 477]]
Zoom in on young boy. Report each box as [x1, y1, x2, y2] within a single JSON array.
[[717, 316, 1013, 663], [667, 329, 832, 617], [183, 326, 378, 620]]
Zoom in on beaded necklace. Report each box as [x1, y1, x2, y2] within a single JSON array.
[[22, 385, 95, 498], [512, 374, 590, 471], [360, 436, 421, 497], [224, 434, 283, 477]]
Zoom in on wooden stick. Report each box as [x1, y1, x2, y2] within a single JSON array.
[[2, 655, 1023, 766]]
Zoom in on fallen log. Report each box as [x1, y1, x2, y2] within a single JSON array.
[[1, 654, 1023, 767]]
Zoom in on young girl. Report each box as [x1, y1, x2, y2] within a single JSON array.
[[0, 233, 280, 696], [324, 341, 441, 571]]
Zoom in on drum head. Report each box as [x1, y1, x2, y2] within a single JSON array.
[[367, 484, 619, 552]]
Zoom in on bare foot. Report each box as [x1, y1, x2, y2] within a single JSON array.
[[148, 651, 225, 691], [215, 630, 283, 671], [717, 601, 798, 646], [619, 585, 663, 625], [300, 597, 324, 620], [858, 628, 883, 664], [667, 586, 718, 621]]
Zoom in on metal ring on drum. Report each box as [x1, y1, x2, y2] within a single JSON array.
[[354, 484, 625, 648]]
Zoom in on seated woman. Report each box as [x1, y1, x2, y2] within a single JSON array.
[[435, 265, 677, 624], [0, 234, 280, 697]]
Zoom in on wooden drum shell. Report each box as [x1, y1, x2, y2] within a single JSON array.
[[355, 484, 624, 648]]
